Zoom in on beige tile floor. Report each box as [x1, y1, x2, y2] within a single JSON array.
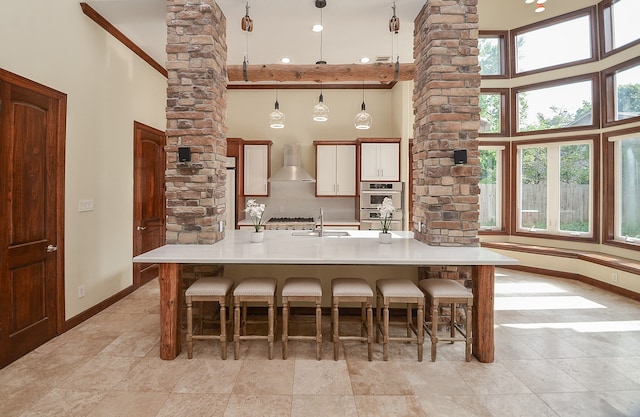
[[1, 268, 640, 416]]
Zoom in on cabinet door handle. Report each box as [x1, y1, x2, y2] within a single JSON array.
[[47, 245, 58, 253]]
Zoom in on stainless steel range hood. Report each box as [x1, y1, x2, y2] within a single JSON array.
[[268, 144, 316, 182]]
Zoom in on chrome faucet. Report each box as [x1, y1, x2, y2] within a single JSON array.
[[318, 207, 324, 237]]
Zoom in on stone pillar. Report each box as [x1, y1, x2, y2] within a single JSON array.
[[166, 0, 227, 244], [412, 0, 481, 249]]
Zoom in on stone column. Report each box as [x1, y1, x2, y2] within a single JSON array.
[[412, 0, 481, 249], [166, 0, 227, 244]]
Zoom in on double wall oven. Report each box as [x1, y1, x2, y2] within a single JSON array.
[[359, 182, 403, 231]]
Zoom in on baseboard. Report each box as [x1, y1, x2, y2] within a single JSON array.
[[63, 284, 136, 332]]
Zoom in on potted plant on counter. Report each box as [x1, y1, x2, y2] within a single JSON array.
[[245, 199, 266, 242], [378, 197, 395, 244]]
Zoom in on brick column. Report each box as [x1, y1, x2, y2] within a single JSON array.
[[166, 0, 227, 244], [412, 0, 481, 249]]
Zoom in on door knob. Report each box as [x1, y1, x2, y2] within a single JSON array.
[[137, 226, 147, 231], [47, 245, 58, 252]]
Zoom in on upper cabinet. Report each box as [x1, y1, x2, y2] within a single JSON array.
[[243, 142, 271, 196], [359, 140, 400, 181], [315, 143, 356, 196]]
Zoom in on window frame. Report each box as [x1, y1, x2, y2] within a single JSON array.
[[601, 56, 640, 128], [479, 88, 510, 137], [511, 73, 600, 136], [511, 135, 600, 243], [479, 141, 511, 235], [598, 0, 640, 59], [510, 6, 598, 78], [479, 30, 509, 79], [602, 127, 640, 251]]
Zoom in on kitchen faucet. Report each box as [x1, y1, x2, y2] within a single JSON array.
[[318, 208, 324, 237]]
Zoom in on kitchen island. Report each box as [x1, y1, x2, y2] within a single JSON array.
[[133, 230, 518, 363]]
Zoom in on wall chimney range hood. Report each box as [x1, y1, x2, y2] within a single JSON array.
[[268, 144, 316, 182]]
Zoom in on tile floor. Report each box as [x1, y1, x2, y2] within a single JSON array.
[[1, 269, 640, 416]]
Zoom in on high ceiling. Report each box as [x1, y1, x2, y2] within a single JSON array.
[[83, 0, 599, 72]]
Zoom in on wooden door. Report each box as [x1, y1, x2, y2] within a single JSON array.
[[133, 122, 165, 287], [0, 70, 66, 367]]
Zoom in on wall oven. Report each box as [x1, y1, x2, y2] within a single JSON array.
[[359, 182, 403, 209], [359, 182, 403, 230]]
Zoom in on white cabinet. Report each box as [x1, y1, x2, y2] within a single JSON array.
[[316, 145, 356, 196], [243, 144, 269, 196], [360, 142, 399, 181]]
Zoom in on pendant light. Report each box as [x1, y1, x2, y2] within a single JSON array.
[[313, 83, 329, 122], [269, 82, 285, 129], [354, 82, 372, 130]]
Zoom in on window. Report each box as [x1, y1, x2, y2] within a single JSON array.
[[604, 129, 640, 248], [599, 0, 640, 57], [479, 89, 508, 136], [602, 58, 640, 126], [479, 144, 509, 233], [512, 8, 596, 75], [514, 75, 597, 134], [516, 138, 597, 240], [479, 31, 508, 78]]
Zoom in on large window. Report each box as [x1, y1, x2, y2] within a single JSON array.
[[479, 89, 508, 136], [512, 8, 597, 75], [479, 145, 509, 233], [514, 75, 598, 134], [602, 58, 640, 126], [479, 31, 508, 78], [604, 129, 640, 247], [515, 138, 597, 240], [599, 0, 640, 56]]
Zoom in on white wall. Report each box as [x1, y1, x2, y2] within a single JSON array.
[[227, 87, 410, 180], [0, 0, 166, 319], [227, 85, 414, 224]]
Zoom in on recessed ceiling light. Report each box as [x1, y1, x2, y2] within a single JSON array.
[[312, 24, 323, 32], [537, 0, 547, 3], [281, 57, 291, 63], [360, 57, 370, 64], [535, 4, 545, 12], [525, 0, 535, 3]]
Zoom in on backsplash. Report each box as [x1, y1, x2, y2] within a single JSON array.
[[244, 182, 357, 221]]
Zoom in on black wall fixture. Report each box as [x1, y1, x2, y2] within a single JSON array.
[[453, 149, 467, 165], [178, 147, 191, 162]]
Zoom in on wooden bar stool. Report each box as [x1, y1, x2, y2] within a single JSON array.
[[331, 278, 374, 361], [281, 277, 322, 360], [185, 277, 234, 359], [233, 277, 277, 360], [375, 279, 424, 362], [419, 278, 473, 362]]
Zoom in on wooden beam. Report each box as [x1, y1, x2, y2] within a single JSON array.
[[227, 63, 415, 83], [79, 3, 167, 78]]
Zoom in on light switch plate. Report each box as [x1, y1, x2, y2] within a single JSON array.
[[79, 199, 94, 212]]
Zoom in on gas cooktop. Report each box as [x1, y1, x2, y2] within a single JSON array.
[[266, 217, 315, 223]]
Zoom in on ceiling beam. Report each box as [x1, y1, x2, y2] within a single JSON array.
[[227, 63, 415, 83]]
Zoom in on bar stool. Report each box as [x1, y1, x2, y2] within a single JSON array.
[[419, 278, 473, 362], [281, 277, 322, 360], [331, 278, 374, 361], [185, 277, 234, 359], [233, 277, 277, 360], [375, 279, 424, 362]]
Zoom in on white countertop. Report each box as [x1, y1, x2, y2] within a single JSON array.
[[133, 230, 519, 266]]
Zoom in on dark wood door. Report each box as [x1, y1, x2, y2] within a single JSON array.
[[0, 71, 66, 367], [133, 121, 165, 287]]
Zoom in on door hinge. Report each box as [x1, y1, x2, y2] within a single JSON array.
[[0, 99, 3, 111]]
